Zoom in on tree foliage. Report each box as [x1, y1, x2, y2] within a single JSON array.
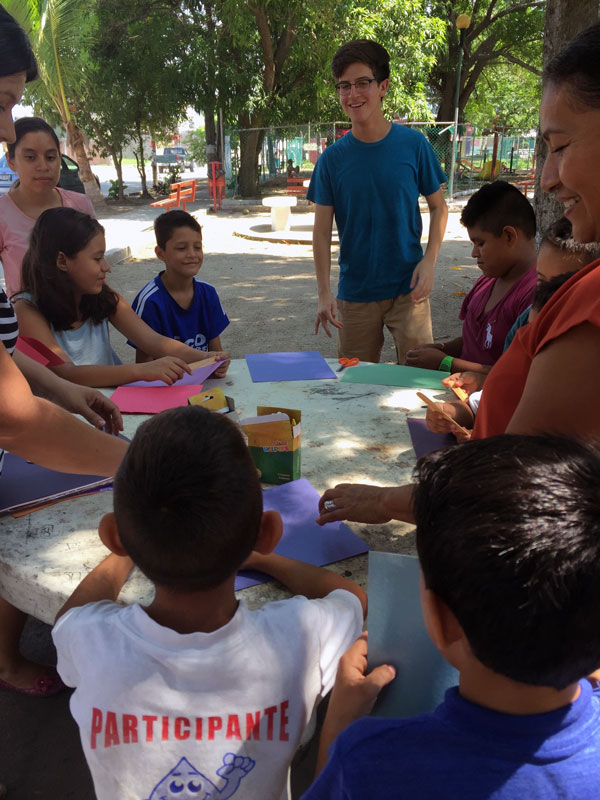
[[9, 0, 581, 201], [76, 0, 192, 197], [464, 63, 540, 132], [6, 0, 105, 205], [183, 129, 207, 168], [430, 1, 545, 122]]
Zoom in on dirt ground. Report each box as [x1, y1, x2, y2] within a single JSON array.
[[0, 208, 475, 799], [107, 207, 475, 363]]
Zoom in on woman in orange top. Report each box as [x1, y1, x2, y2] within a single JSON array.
[[317, 22, 600, 526]]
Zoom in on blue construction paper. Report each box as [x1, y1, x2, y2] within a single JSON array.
[[406, 417, 457, 459], [124, 360, 220, 388], [245, 351, 337, 382], [368, 552, 458, 718], [235, 478, 369, 590], [0, 453, 112, 515]]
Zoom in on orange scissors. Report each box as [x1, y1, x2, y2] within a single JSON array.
[[337, 357, 359, 372]]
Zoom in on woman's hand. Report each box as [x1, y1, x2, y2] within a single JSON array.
[[442, 371, 485, 395], [134, 356, 192, 385], [57, 384, 124, 435], [425, 401, 473, 441], [317, 483, 393, 525]]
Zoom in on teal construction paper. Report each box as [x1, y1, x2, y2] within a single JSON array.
[[341, 363, 446, 390]]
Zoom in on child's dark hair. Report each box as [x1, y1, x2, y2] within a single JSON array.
[[331, 40, 390, 83], [113, 406, 263, 592], [413, 434, 600, 690], [19, 208, 117, 329], [0, 7, 38, 83], [460, 181, 536, 238], [532, 270, 577, 313], [6, 117, 60, 160], [540, 217, 600, 265], [544, 22, 600, 110], [154, 210, 202, 250]]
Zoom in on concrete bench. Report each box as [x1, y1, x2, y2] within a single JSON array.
[[262, 195, 297, 231]]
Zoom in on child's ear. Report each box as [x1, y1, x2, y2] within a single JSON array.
[[99, 512, 129, 556], [56, 251, 69, 272], [155, 245, 166, 263], [254, 510, 283, 555], [502, 225, 518, 245], [420, 572, 463, 653]]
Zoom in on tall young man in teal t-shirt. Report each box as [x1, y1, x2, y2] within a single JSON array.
[[308, 40, 448, 363]]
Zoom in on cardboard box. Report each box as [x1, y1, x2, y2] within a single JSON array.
[[240, 406, 301, 484], [188, 388, 237, 421]]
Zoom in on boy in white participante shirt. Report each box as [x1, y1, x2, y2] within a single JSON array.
[[52, 406, 365, 800]]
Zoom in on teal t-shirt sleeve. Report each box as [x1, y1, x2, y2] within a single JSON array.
[[307, 154, 334, 206], [503, 306, 531, 352]]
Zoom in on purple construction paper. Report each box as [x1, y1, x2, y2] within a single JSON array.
[[0, 453, 112, 515], [235, 477, 369, 590], [124, 360, 221, 388], [406, 417, 457, 459], [245, 351, 337, 382]]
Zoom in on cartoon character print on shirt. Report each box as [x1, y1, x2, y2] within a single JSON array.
[[146, 754, 255, 800], [484, 322, 493, 350]]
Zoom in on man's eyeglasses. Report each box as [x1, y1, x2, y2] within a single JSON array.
[[335, 78, 377, 95]]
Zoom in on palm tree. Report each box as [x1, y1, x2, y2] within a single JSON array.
[[6, 0, 105, 207]]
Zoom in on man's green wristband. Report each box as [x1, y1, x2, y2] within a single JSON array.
[[438, 355, 454, 372]]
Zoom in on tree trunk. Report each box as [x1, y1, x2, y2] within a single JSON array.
[[534, 0, 599, 235], [205, 104, 218, 164], [238, 127, 263, 197], [112, 155, 125, 200], [134, 120, 150, 198], [66, 119, 106, 208], [436, 76, 457, 122]]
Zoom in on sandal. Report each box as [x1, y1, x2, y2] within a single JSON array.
[[0, 666, 65, 697]]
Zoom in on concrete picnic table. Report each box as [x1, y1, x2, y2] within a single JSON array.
[[0, 358, 446, 623], [262, 195, 297, 231]]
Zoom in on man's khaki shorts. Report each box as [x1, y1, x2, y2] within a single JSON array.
[[337, 295, 433, 363]]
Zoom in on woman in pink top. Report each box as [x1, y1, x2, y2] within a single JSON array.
[[0, 116, 95, 298]]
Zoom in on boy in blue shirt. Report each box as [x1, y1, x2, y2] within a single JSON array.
[[130, 210, 229, 375], [53, 406, 366, 800], [304, 435, 600, 799]]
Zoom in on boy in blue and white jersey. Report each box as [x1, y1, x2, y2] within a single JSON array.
[[129, 210, 229, 374]]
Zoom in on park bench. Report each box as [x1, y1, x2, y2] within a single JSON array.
[[150, 179, 197, 212], [513, 169, 536, 195], [287, 176, 307, 197]]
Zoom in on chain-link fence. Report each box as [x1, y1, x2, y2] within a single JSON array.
[[443, 125, 536, 195], [224, 122, 537, 198]]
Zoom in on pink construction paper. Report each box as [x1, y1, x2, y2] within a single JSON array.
[[111, 385, 204, 414], [124, 361, 220, 388]]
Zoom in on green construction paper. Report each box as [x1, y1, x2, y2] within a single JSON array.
[[340, 363, 446, 390]]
